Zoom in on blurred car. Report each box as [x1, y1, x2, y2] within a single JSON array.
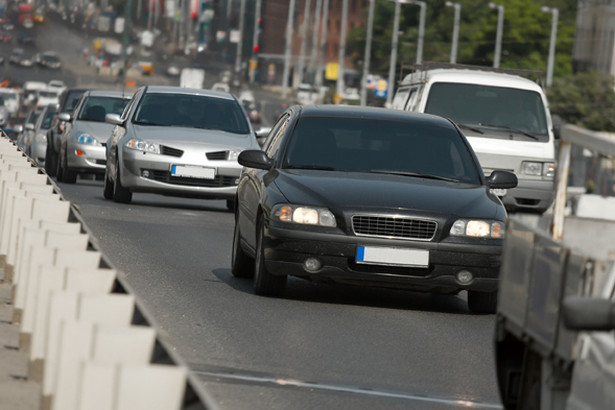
[[232, 105, 518, 313], [16, 107, 43, 151], [243, 101, 262, 124], [56, 89, 132, 183], [0, 88, 21, 119], [211, 82, 230, 93], [103, 86, 259, 208], [45, 87, 88, 176], [0, 102, 9, 129], [9, 47, 33, 67], [0, 31, 11, 42], [36, 87, 60, 107], [17, 29, 34, 44], [22, 81, 47, 107], [37, 52, 62, 69], [25, 104, 57, 166], [48, 80, 67, 93]]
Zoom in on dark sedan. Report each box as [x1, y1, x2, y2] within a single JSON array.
[[232, 105, 518, 314]]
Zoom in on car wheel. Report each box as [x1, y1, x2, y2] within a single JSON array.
[[231, 219, 254, 278], [112, 156, 132, 204], [60, 149, 77, 183], [103, 168, 114, 200], [55, 146, 64, 180], [253, 218, 286, 296], [467, 290, 497, 314]]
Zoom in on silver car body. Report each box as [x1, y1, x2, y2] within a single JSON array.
[[27, 105, 56, 166], [105, 86, 259, 202], [61, 89, 132, 176]]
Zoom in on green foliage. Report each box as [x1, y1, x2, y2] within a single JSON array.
[[548, 72, 615, 132]]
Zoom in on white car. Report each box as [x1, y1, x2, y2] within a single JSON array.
[[0, 88, 20, 118], [211, 82, 230, 93], [36, 88, 60, 107]]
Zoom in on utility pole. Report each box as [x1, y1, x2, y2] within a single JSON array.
[[360, 0, 375, 106], [296, 0, 312, 87], [336, 0, 348, 96], [314, 0, 330, 95], [234, 0, 246, 78], [282, 0, 297, 98]]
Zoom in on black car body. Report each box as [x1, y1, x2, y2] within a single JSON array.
[[44, 88, 88, 176], [232, 105, 518, 314]]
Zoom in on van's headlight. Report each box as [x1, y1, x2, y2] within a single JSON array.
[[272, 204, 336, 227], [521, 161, 555, 178], [450, 220, 504, 239], [126, 138, 160, 154]]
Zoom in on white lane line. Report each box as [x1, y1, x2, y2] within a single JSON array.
[[195, 371, 503, 409]]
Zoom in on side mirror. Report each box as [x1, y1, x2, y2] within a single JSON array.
[[238, 150, 273, 170], [25, 123, 35, 131], [551, 114, 564, 140], [255, 126, 271, 147], [487, 170, 518, 189], [563, 296, 615, 331], [58, 112, 71, 122], [105, 113, 124, 126], [13, 124, 23, 133]]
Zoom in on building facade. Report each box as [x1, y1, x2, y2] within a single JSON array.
[[573, 0, 615, 76]]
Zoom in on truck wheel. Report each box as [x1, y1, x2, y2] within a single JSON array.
[[467, 290, 497, 314]]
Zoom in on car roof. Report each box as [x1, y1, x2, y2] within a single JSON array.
[[84, 89, 133, 98], [143, 85, 236, 101], [296, 104, 455, 127]]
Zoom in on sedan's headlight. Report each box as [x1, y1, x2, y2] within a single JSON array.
[[450, 219, 504, 239], [521, 161, 555, 178], [77, 133, 99, 145], [272, 204, 336, 227], [125, 138, 160, 154]]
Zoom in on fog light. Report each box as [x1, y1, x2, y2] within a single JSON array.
[[456, 270, 473, 284], [75, 149, 85, 156], [142, 170, 150, 178], [303, 257, 322, 272]]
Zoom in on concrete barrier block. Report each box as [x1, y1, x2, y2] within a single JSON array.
[[0, 187, 26, 255], [115, 364, 187, 410], [78, 294, 134, 326], [12, 227, 45, 286], [65, 268, 117, 296], [42, 291, 79, 393], [5, 194, 34, 265], [14, 239, 53, 311], [32, 198, 70, 224], [77, 362, 115, 410], [20, 182, 54, 195], [30, 267, 66, 361], [39, 221, 81, 235], [51, 321, 95, 410], [91, 325, 156, 364], [45, 232, 89, 252]]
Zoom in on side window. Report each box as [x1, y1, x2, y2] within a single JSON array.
[[122, 90, 142, 121], [404, 86, 419, 112], [264, 113, 291, 160], [391, 87, 410, 110]]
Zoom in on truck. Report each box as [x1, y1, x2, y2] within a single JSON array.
[[179, 68, 205, 89], [494, 124, 615, 409]]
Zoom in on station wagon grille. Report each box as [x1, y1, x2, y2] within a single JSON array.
[[160, 145, 184, 157], [206, 151, 228, 160], [352, 215, 437, 241]]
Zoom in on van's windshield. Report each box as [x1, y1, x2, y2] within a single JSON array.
[[424, 82, 549, 142]]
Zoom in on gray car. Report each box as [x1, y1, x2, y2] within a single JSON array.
[[103, 86, 259, 209], [25, 104, 57, 166], [57, 89, 132, 183]]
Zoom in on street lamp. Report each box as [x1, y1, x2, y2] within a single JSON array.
[[541, 6, 558, 88], [360, 0, 375, 106], [489, 2, 504, 68], [385, 0, 426, 107], [336, 0, 349, 96], [445, 1, 461, 64]]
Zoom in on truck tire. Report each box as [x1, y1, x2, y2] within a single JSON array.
[[467, 290, 497, 314]]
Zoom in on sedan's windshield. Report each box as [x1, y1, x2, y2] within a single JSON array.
[[424, 82, 549, 141], [283, 116, 482, 184], [132, 93, 251, 134], [77, 96, 130, 122]]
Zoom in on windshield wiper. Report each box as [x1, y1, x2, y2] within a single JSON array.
[[477, 123, 539, 140], [369, 169, 460, 182], [286, 164, 337, 171], [457, 123, 485, 134], [133, 120, 168, 126]]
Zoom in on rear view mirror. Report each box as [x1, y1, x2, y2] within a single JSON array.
[[487, 170, 518, 189], [58, 112, 71, 122]]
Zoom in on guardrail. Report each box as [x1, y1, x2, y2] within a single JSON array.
[[0, 133, 218, 410]]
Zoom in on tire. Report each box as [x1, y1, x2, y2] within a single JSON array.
[[44, 145, 56, 176], [253, 219, 286, 296], [54, 146, 63, 180], [112, 156, 132, 204], [102, 169, 114, 199], [467, 290, 497, 314], [60, 150, 77, 183], [231, 220, 254, 278]]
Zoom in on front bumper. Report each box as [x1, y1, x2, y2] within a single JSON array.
[[262, 223, 502, 294], [119, 148, 242, 199], [67, 143, 106, 173], [501, 177, 554, 213]]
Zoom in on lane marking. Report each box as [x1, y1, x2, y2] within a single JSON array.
[[194, 370, 503, 409]]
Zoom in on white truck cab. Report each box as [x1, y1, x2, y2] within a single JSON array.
[[392, 64, 555, 214]]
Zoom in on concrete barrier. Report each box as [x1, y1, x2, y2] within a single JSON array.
[[0, 134, 218, 409]]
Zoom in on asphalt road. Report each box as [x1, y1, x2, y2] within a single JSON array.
[[8, 16, 504, 410]]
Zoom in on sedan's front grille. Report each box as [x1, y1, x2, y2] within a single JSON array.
[[352, 215, 437, 241], [206, 151, 228, 160], [160, 145, 184, 157], [147, 170, 237, 187]]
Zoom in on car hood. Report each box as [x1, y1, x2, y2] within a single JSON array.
[[73, 121, 115, 141], [273, 170, 502, 218], [132, 124, 257, 151]]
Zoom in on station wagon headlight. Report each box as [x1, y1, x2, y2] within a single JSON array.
[[77, 133, 99, 145], [521, 161, 555, 178], [450, 220, 504, 239], [273, 204, 336, 227], [126, 138, 160, 154]]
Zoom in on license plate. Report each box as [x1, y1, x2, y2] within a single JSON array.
[[171, 165, 216, 179], [356, 246, 429, 268]]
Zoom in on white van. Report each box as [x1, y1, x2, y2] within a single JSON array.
[[392, 65, 555, 214]]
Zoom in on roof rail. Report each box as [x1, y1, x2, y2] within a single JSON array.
[[401, 62, 544, 82]]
